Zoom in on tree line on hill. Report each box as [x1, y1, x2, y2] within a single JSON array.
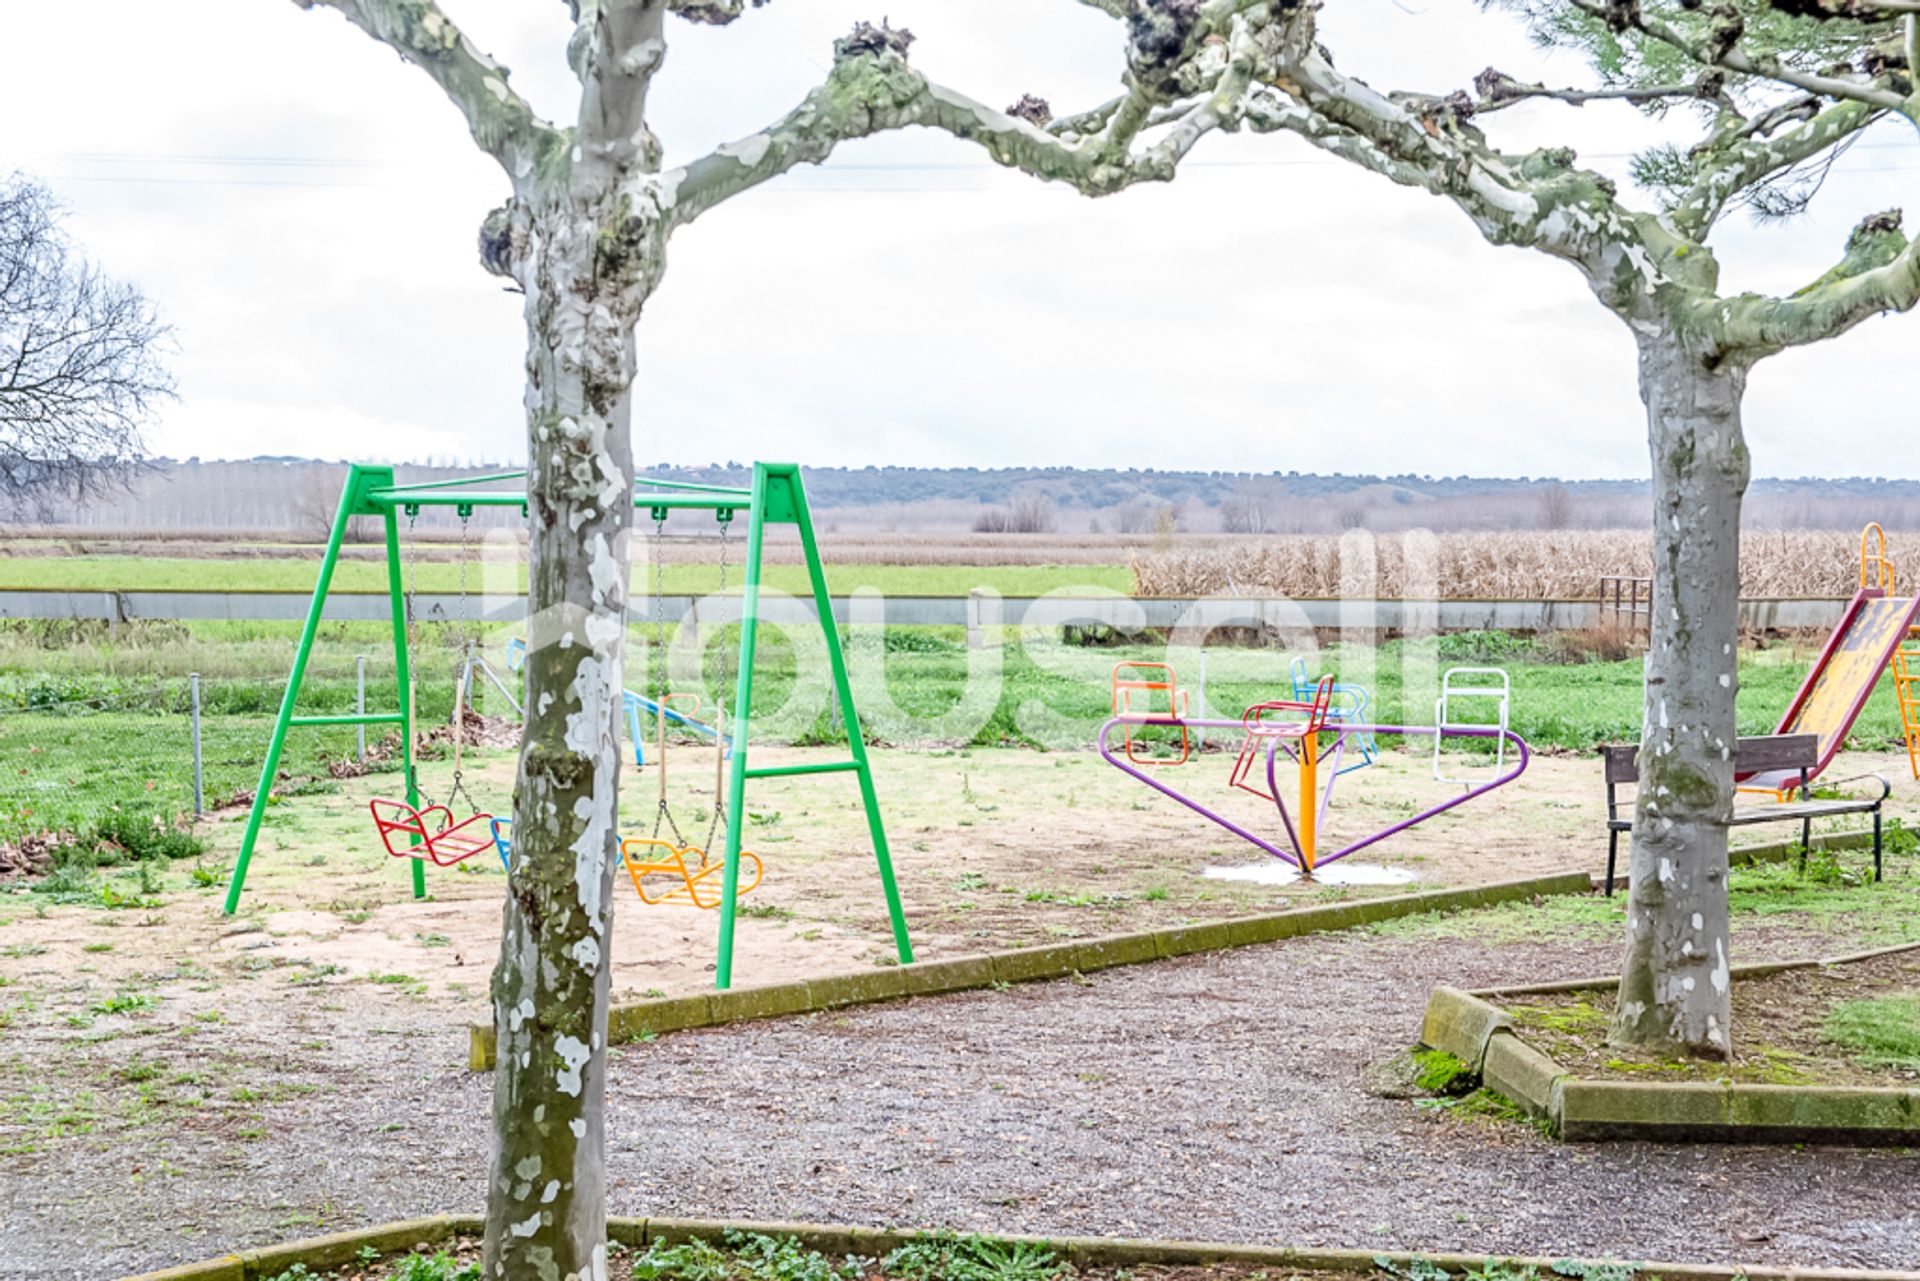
[[14, 456, 1920, 538]]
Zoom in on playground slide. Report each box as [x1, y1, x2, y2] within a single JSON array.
[[1738, 588, 1920, 792]]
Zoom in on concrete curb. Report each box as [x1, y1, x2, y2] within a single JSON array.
[[469, 870, 1596, 1070], [1474, 939, 1920, 1000], [1424, 944, 1920, 1144], [117, 1213, 1920, 1281]]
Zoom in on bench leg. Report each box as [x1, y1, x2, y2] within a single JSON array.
[[1800, 816, 1811, 874], [1874, 806, 1883, 883], [1606, 830, 1619, 898]]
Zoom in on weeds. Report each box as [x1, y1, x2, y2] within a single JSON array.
[[388, 1253, 481, 1281], [883, 1232, 1070, 1281]]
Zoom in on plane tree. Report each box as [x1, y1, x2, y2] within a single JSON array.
[[277, 0, 1285, 1273], [1236, 1, 1916, 1057]]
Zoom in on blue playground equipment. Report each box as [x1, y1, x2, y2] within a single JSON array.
[[1289, 655, 1378, 775], [506, 638, 732, 767]]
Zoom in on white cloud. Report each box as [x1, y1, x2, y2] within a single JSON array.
[[1, 0, 1915, 483]]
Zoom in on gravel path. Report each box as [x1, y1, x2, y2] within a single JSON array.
[[7, 930, 1919, 1279]]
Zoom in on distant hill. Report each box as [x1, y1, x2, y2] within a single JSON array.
[[16, 457, 1920, 535]]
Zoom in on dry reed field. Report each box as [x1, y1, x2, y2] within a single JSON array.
[[1129, 528, 1909, 599]]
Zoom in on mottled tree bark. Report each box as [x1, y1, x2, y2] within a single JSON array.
[[485, 203, 649, 1280], [1611, 336, 1750, 1059]]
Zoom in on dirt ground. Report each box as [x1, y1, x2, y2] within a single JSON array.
[[1, 745, 1915, 1279], [6, 925, 1920, 1278], [1510, 946, 1920, 1087], [14, 740, 1905, 1018], [0, 741, 1661, 1018]]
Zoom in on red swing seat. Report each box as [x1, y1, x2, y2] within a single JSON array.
[[370, 798, 496, 867]]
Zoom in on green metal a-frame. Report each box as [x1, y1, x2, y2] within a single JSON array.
[[222, 461, 912, 990]]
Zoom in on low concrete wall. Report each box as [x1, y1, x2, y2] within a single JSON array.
[[117, 1213, 1920, 1281], [0, 587, 1852, 636], [469, 871, 1596, 1070], [1423, 941, 1920, 1145]]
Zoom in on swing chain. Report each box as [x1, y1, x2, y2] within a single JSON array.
[[447, 512, 480, 817], [706, 512, 734, 855], [400, 509, 435, 808], [647, 515, 687, 846], [651, 516, 668, 700]]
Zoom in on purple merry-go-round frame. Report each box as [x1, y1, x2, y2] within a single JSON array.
[[1097, 716, 1530, 872]]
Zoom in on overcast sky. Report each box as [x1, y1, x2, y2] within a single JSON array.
[[2, 0, 1915, 481]]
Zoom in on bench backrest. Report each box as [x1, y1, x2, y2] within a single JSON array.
[[1602, 733, 1818, 787]]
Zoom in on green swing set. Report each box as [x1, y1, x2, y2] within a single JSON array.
[[222, 461, 912, 990]]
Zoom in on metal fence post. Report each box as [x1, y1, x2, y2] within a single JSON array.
[[356, 655, 367, 763], [190, 672, 204, 816]]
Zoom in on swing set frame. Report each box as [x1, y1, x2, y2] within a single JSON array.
[[221, 460, 913, 990]]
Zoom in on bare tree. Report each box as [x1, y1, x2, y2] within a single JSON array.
[[1220, 477, 1282, 533], [1238, 3, 1920, 1056], [973, 493, 1056, 533], [0, 175, 171, 512], [1111, 499, 1156, 534], [1537, 482, 1572, 532], [274, 1, 1272, 1270]]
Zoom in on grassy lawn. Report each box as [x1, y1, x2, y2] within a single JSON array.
[[1, 620, 1911, 848], [0, 555, 1132, 598]]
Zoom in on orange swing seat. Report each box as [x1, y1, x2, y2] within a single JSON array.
[[370, 798, 497, 867], [619, 837, 763, 909]]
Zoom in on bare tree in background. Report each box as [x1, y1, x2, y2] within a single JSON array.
[[974, 492, 1058, 534], [0, 175, 171, 513], [1111, 499, 1156, 534], [1220, 477, 1282, 533], [1537, 482, 1572, 531]]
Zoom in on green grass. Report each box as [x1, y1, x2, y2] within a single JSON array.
[[1379, 858, 1920, 946], [0, 556, 1129, 598], [2, 619, 1913, 858], [1823, 994, 1920, 1069]]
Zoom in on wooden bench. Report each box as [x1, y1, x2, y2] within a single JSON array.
[[1602, 733, 1888, 895]]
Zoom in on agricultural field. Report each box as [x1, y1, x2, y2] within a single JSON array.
[[0, 552, 1134, 599], [1, 524, 1897, 598], [1130, 527, 1913, 599]]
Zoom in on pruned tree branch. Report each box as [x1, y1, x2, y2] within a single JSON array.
[[1252, 43, 1613, 260], [665, 0, 772, 24], [664, 8, 1271, 233], [1701, 209, 1920, 350], [1567, 0, 1909, 111], [1472, 66, 1723, 113], [1671, 96, 1882, 238], [292, 0, 563, 183], [573, 0, 667, 179]]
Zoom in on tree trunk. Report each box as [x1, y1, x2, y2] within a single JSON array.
[[483, 205, 641, 1280], [1611, 331, 1751, 1060]]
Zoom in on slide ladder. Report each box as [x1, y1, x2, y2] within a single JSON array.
[[1863, 523, 1920, 782], [1896, 625, 1920, 780]]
